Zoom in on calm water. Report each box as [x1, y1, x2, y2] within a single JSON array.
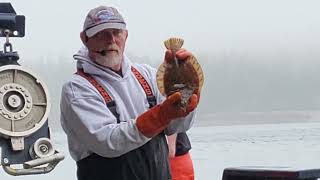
[[1, 120, 320, 180]]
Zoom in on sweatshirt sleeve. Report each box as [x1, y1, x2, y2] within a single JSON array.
[[60, 76, 150, 158]]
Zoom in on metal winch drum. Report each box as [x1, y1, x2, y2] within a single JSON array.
[[0, 65, 64, 176], [0, 2, 64, 176], [0, 65, 50, 138]]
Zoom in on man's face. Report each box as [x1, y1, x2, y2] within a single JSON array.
[[85, 28, 128, 70]]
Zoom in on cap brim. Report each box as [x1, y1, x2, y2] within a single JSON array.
[[85, 22, 127, 37]]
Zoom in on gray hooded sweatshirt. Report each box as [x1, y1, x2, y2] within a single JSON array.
[[60, 48, 196, 161]]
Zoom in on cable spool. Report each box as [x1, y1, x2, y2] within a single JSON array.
[[0, 65, 50, 138], [29, 137, 54, 159]]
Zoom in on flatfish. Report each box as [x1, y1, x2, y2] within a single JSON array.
[[156, 37, 204, 110]]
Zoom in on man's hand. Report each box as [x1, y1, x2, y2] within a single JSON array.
[[164, 48, 192, 63], [186, 93, 199, 112]]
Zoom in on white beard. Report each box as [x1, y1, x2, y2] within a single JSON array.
[[95, 52, 121, 68]]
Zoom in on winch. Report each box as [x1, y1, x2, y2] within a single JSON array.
[[0, 2, 64, 176]]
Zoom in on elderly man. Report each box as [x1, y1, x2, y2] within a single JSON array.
[[60, 5, 200, 180]]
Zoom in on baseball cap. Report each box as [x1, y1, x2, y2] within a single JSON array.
[[83, 6, 126, 37]]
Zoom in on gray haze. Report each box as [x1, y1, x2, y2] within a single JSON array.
[[1, 0, 320, 128]]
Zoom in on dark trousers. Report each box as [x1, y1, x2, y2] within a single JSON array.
[[76, 133, 171, 180]]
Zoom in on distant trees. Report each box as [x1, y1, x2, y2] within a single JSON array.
[[17, 52, 320, 131]]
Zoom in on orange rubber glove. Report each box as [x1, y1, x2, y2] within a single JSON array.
[[136, 92, 198, 138]]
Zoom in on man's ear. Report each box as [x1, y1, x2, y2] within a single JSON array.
[[80, 31, 88, 45], [124, 30, 128, 40]]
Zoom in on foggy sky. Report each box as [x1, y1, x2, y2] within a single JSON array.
[[1, 0, 320, 120], [3, 0, 320, 63]]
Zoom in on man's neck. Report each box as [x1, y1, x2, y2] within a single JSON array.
[[109, 63, 123, 76], [111, 68, 123, 77]]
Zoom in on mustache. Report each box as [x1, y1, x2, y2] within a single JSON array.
[[93, 45, 120, 56], [94, 50, 107, 56]]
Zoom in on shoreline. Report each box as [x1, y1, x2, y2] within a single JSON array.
[[194, 110, 320, 127]]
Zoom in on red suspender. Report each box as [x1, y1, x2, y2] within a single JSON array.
[[131, 66, 154, 97], [76, 66, 156, 109], [77, 67, 154, 103], [76, 69, 113, 104]]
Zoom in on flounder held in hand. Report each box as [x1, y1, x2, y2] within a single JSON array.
[[156, 37, 204, 110]]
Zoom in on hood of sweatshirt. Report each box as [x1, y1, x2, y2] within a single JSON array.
[[73, 46, 132, 82]]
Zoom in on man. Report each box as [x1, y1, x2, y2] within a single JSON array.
[[60, 5, 200, 180], [168, 133, 195, 180]]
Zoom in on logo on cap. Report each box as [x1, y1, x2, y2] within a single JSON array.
[[94, 9, 114, 23]]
